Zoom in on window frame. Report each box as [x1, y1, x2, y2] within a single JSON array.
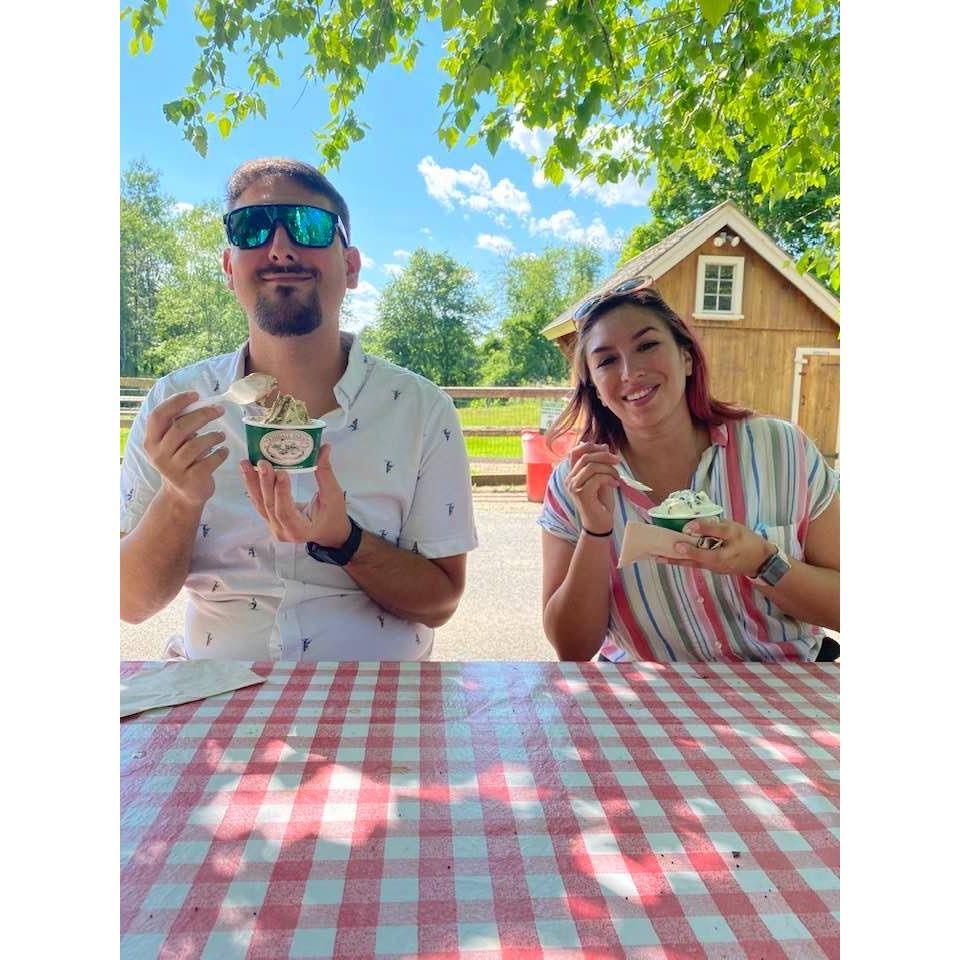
[[694, 255, 745, 320]]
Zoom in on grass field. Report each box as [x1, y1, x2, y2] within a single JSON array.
[[120, 399, 548, 462]]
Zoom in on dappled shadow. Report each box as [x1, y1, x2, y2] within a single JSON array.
[[120, 661, 839, 959]]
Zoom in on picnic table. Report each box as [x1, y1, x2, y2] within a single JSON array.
[[120, 661, 840, 959]]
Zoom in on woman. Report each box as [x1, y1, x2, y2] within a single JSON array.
[[538, 278, 839, 662]]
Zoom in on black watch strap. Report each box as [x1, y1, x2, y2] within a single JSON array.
[[306, 517, 363, 566]]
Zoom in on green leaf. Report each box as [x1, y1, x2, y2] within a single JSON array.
[[698, 0, 732, 27], [461, 0, 481, 15], [440, 0, 458, 32], [142, 32, 153, 54], [218, 117, 232, 138], [693, 108, 713, 132]]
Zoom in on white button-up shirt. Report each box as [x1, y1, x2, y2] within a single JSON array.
[[121, 335, 478, 661]]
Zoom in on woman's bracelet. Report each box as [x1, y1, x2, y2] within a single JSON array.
[[581, 525, 614, 538]]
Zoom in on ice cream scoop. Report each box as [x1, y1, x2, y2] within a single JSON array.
[[648, 489, 723, 532]]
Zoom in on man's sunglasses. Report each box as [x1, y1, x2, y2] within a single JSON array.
[[223, 204, 350, 250], [572, 274, 656, 329]]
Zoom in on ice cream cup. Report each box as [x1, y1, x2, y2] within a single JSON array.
[[242, 417, 326, 473], [647, 504, 723, 533]]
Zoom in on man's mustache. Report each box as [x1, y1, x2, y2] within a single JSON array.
[[257, 267, 317, 279]]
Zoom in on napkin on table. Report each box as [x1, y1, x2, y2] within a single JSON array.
[[121, 661, 266, 718]]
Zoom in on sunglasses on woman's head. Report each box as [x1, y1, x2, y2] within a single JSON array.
[[223, 204, 350, 250], [572, 274, 656, 329]]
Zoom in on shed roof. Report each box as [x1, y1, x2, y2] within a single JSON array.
[[541, 200, 840, 341]]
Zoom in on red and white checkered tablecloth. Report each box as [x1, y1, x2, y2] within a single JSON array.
[[120, 661, 840, 960]]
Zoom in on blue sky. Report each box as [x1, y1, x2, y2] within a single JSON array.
[[120, 7, 654, 332]]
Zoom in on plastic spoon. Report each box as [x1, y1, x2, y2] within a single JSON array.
[[180, 373, 278, 417]]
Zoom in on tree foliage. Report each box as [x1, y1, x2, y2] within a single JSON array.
[[484, 246, 602, 386], [480, 246, 602, 384], [619, 141, 839, 292], [120, 160, 177, 375], [360, 249, 486, 385], [144, 204, 249, 373], [122, 0, 839, 282]]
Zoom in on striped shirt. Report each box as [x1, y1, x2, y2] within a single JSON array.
[[538, 417, 838, 662]]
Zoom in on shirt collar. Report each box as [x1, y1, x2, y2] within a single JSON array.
[[708, 422, 729, 447], [228, 333, 370, 414], [332, 333, 370, 412]]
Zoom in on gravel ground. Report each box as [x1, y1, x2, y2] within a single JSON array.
[[119, 490, 553, 661]]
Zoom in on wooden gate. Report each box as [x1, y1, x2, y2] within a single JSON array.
[[791, 348, 840, 467]]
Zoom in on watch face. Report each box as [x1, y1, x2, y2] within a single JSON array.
[[761, 552, 791, 585]]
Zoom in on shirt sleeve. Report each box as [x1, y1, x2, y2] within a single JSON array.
[[536, 459, 581, 544], [798, 425, 839, 521], [120, 381, 166, 535], [397, 392, 478, 558]]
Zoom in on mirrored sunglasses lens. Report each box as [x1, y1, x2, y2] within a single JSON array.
[[229, 207, 273, 248], [285, 207, 335, 247]]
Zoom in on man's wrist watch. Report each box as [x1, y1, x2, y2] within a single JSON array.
[[306, 517, 363, 566], [748, 543, 792, 586]]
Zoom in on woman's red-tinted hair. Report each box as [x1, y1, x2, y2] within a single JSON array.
[[546, 286, 751, 452]]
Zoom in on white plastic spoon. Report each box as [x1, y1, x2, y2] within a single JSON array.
[[180, 373, 278, 417]]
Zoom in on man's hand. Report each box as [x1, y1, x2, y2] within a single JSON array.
[[145, 391, 229, 508], [240, 444, 351, 547]]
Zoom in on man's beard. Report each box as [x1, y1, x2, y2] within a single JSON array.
[[254, 285, 323, 337]]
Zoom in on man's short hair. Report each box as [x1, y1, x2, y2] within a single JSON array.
[[225, 157, 351, 243]]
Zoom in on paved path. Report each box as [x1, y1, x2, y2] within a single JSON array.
[[120, 491, 552, 661]]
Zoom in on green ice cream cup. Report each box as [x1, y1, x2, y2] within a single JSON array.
[[242, 417, 326, 473], [648, 504, 723, 533]]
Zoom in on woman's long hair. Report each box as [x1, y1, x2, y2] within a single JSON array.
[[546, 286, 751, 454]]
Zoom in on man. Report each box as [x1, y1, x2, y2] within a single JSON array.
[[121, 157, 478, 660]]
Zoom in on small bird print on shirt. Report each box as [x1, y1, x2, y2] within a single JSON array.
[[213, 380, 220, 392], [348, 418, 358, 431], [416, 632, 421, 645], [248, 598, 257, 610], [393, 390, 402, 400], [200, 524, 211, 539], [248, 546, 256, 557], [380, 529, 390, 540], [125, 487, 134, 502], [302, 638, 312, 653], [385, 460, 394, 474], [412, 541, 419, 554], [377, 614, 385, 628], [447, 502, 455, 517], [443, 428, 451, 442], [211, 581, 220, 592], [206, 633, 213, 647]]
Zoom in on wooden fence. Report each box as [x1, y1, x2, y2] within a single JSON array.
[[121, 379, 572, 483]]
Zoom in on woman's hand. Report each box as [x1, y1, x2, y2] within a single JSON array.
[[660, 518, 776, 578], [564, 442, 620, 534]]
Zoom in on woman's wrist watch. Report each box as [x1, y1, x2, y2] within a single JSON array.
[[748, 543, 792, 586]]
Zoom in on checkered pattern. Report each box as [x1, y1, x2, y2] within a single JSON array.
[[121, 661, 840, 959]]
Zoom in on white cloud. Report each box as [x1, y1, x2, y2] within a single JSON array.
[[393, 249, 412, 260], [383, 263, 404, 277], [528, 209, 623, 252], [476, 234, 516, 256], [342, 279, 380, 333], [507, 121, 653, 208], [419, 227, 433, 237], [171, 201, 195, 215], [358, 249, 376, 269], [417, 156, 531, 220]]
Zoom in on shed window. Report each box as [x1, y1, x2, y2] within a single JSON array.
[[694, 255, 745, 320]]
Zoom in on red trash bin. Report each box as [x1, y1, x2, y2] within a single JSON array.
[[520, 430, 576, 503]]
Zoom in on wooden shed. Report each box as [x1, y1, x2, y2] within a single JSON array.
[[541, 201, 841, 466]]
